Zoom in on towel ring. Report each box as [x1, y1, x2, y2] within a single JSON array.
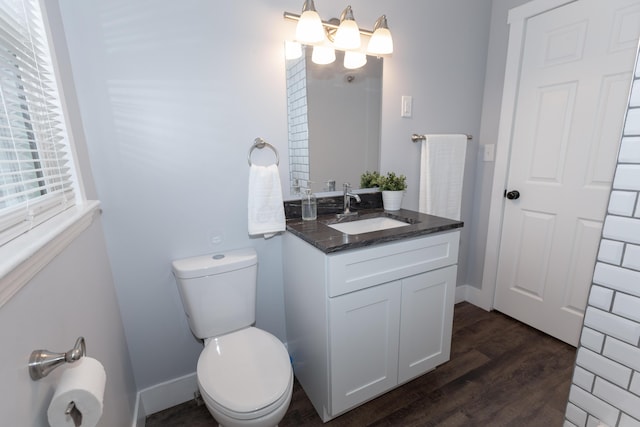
[[248, 137, 279, 166]]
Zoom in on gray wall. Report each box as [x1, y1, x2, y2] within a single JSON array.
[[0, 0, 137, 425], [56, 0, 493, 393], [0, 220, 137, 426], [466, 0, 532, 292]]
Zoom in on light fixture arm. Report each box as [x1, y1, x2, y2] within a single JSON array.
[[283, 11, 374, 37], [373, 15, 389, 32], [339, 6, 355, 23], [301, 0, 316, 13]]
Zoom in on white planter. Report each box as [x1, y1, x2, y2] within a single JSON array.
[[382, 190, 404, 211]]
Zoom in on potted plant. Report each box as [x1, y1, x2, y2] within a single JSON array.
[[378, 172, 407, 211], [360, 171, 381, 189], [360, 171, 407, 210]]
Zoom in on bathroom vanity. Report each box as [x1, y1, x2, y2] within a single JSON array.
[[283, 208, 462, 422]]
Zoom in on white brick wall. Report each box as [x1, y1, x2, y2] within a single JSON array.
[[565, 54, 640, 427], [285, 50, 310, 193]]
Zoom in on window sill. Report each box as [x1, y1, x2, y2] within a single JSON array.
[[0, 200, 101, 308]]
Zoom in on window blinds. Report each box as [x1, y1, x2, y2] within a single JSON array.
[[0, 0, 75, 245]]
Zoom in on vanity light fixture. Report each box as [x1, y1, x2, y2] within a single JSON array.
[[367, 15, 393, 55], [295, 0, 325, 44], [285, 41, 303, 60], [333, 6, 361, 50], [312, 44, 336, 65], [344, 51, 367, 69], [284, 3, 393, 69]]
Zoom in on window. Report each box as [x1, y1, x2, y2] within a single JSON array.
[[0, 0, 77, 246]]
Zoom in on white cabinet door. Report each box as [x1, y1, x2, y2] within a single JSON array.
[[398, 266, 457, 384], [329, 281, 401, 416]]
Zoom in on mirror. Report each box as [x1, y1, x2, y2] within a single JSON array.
[[285, 45, 383, 197]]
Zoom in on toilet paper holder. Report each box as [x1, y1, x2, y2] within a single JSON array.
[[29, 336, 86, 381]]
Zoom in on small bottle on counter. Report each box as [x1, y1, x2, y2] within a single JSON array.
[[302, 188, 317, 221]]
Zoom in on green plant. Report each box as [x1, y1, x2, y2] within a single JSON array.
[[378, 172, 407, 191], [360, 171, 381, 188]]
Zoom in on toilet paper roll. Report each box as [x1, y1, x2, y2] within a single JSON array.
[[47, 357, 106, 427]]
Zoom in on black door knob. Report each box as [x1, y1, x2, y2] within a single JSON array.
[[506, 190, 520, 200]]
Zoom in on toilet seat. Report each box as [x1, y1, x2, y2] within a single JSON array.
[[197, 327, 293, 420]]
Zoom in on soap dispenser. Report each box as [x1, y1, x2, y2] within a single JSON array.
[[302, 188, 317, 221]]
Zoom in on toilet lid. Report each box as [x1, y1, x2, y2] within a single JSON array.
[[197, 327, 292, 415]]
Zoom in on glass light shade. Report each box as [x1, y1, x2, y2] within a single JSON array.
[[344, 51, 367, 69], [285, 41, 302, 60], [312, 45, 336, 65], [367, 27, 393, 55], [334, 20, 361, 50], [296, 10, 325, 43]]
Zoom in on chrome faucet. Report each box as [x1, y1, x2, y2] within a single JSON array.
[[338, 183, 361, 218]]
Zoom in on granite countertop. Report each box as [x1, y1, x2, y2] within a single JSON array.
[[286, 208, 464, 254]]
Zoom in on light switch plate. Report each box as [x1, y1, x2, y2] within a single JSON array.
[[401, 96, 412, 118], [483, 144, 495, 162]]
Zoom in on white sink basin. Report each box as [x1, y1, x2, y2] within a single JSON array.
[[328, 216, 410, 235]]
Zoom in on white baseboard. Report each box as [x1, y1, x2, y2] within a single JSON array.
[[455, 284, 468, 304], [132, 286, 492, 426], [135, 372, 198, 424], [132, 392, 145, 427], [455, 284, 493, 311]]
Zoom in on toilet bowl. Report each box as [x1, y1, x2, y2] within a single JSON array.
[[198, 328, 293, 427], [172, 248, 293, 427]]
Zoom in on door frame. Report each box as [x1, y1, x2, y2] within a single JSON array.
[[478, 0, 579, 310]]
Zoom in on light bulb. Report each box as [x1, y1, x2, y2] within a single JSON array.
[[344, 51, 367, 69], [285, 41, 302, 60], [333, 6, 361, 50], [296, 1, 325, 43], [367, 15, 393, 55], [312, 45, 336, 65]]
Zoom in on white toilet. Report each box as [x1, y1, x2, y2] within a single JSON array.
[[172, 247, 293, 427]]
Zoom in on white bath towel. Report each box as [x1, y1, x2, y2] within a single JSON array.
[[419, 134, 467, 220], [248, 164, 285, 238]]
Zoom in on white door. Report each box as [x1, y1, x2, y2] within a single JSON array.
[[493, 0, 640, 345]]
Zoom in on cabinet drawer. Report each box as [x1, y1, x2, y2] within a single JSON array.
[[326, 231, 459, 297]]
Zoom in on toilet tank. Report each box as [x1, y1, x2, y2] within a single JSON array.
[[172, 247, 257, 339]]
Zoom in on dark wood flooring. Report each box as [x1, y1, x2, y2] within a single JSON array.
[[146, 302, 576, 426]]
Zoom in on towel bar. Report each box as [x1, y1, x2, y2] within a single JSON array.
[[248, 137, 279, 166], [411, 133, 472, 142]]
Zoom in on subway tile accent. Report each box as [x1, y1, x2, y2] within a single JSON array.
[[593, 378, 640, 421], [583, 307, 640, 345], [587, 286, 613, 311], [567, 402, 588, 426], [285, 53, 310, 193], [603, 337, 640, 372], [569, 385, 619, 426], [598, 240, 624, 265], [572, 366, 596, 391], [576, 347, 631, 388], [619, 137, 640, 163], [593, 263, 640, 297], [580, 327, 605, 353], [620, 414, 640, 427], [609, 191, 638, 216], [566, 51, 640, 427], [623, 244, 640, 270]]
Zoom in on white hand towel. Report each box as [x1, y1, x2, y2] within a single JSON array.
[[248, 164, 285, 238], [419, 134, 467, 220]]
